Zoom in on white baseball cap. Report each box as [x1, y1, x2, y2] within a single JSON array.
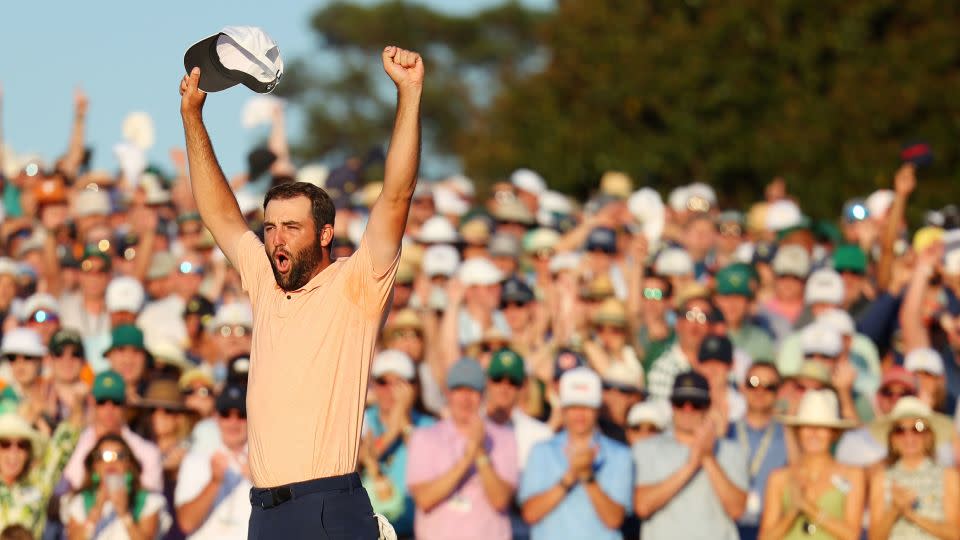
[[184, 26, 283, 94], [106, 276, 146, 314], [458, 258, 503, 287], [511, 168, 547, 195], [548, 252, 581, 274], [801, 323, 842, 358], [804, 268, 845, 306], [19, 293, 59, 323], [417, 216, 459, 244], [653, 247, 694, 277], [772, 245, 811, 278], [627, 401, 671, 429], [865, 189, 895, 219], [765, 200, 803, 231], [422, 245, 461, 278], [74, 189, 111, 218], [208, 302, 254, 332], [559, 367, 603, 408], [371, 350, 416, 381], [432, 186, 469, 217], [904, 348, 945, 376], [0, 257, 19, 278], [816, 308, 855, 337], [1, 328, 47, 358]]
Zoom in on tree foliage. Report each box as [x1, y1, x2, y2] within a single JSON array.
[[287, 0, 960, 214]]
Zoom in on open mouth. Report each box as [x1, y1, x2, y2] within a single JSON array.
[[274, 252, 291, 274]]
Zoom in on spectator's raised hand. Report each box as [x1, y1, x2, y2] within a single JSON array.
[[382, 46, 424, 92], [74, 86, 89, 117], [210, 451, 230, 483], [831, 360, 856, 394], [893, 163, 917, 198], [180, 67, 207, 117]]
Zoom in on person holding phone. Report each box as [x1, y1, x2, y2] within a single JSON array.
[[63, 433, 169, 539]]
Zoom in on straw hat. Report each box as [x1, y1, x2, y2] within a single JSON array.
[[136, 379, 189, 412], [869, 396, 954, 447], [779, 390, 856, 429], [592, 298, 627, 327], [0, 413, 48, 459]]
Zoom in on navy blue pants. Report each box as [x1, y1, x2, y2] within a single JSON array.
[[248, 473, 379, 539]]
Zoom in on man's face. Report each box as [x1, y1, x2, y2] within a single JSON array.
[[676, 300, 711, 349], [773, 275, 805, 302], [563, 406, 598, 437], [601, 386, 641, 426], [501, 300, 532, 330], [385, 328, 425, 360], [465, 283, 501, 311], [876, 382, 915, 415], [714, 294, 749, 327], [93, 398, 126, 434], [670, 399, 708, 435], [684, 217, 717, 259], [486, 375, 521, 412], [214, 325, 252, 360], [697, 360, 730, 390], [7, 354, 42, 386], [641, 277, 671, 318], [264, 196, 329, 292], [107, 347, 147, 386], [217, 409, 248, 449], [839, 271, 864, 305], [78, 257, 110, 298], [743, 365, 780, 414], [51, 345, 85, 384], [447, 387, 482, 426]]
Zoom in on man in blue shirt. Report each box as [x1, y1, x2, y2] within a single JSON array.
[[726, 361, 789, 540], [518, 367, 633, 540]]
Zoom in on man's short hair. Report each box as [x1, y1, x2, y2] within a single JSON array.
[[263, 182, 337, 238]]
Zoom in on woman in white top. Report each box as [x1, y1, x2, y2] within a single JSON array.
[[63, 434, 169, 540]]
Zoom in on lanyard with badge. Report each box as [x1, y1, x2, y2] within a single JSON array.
[[736, 420, 775, 519]]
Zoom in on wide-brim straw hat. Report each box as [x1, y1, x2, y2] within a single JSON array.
[[136, 380, 189, 412], [869, 396, 955, 447], [0, 413, 48, 459], [779, 389, 857, 429]]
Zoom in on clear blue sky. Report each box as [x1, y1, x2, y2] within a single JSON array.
[[1, 0, 549, 177]]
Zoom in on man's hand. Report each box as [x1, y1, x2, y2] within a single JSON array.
[[382, 46, 424, 93], [831, 360, 856, 394], [74, 87, 89, 118], [180, 67, 207, 118], [464, 416, 486, 460], [567, 440, 597, 478], [893, 163, 917, 198], [210, 451, 230, 483]]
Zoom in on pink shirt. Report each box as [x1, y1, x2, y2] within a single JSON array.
[[406, 418, 519, 540], [234, 231, 399, 487], [63, 426, 163, 492]]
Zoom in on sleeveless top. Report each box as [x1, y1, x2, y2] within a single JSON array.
[[781, 473, 849, 539], [885, 459, 945, 540]]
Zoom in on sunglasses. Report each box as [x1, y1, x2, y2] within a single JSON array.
[[217, 409, 247, 420], [643, 288, 665, 301], [0, 439, 31, 451], [670, 398, 710, 410], [4, 354, 42, 364], [501, 301, 529, 310], [30, 310, 59, 324], [98, 449, 130, 463], [481, 344, 507, 353], [389, 329, 422, 340], [95, 398, 124, 407], [892, 420, 928, 436], [596, 325, 625, 334], [183, 387, 212, 398], [746, 376, 780, 392], [489, 375, 523, 387], [151, 407, 183, 415], [178, 261, 204, 275], [879, 387, 915, 400], [628, 424, 661, 434], [218, 325, 249, 338], [683, 308, 708, 325]]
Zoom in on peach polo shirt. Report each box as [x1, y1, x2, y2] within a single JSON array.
[[234, 230, 399, 487]]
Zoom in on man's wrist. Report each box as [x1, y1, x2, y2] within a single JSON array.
[[475, 452, 490, 469]]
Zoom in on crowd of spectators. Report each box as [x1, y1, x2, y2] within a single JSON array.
[[2, 90, 960, 540]]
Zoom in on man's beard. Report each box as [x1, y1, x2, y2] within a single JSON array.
[[268, 240, 324, 292]]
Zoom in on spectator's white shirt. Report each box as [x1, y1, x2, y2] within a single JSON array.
[[61, 491, 170, 540], [59, 291, 112, 372], [507, 409, 553, 468], [137, 295, 188, 348], [188, 417, 222, 456], [418, 362, 446, 416], [174, 443, 251, 540]]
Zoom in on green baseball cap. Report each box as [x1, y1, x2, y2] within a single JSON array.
[[81, 245, 112, 272], [487, 348, 525, 385], [832, 244, 867, 274], [715, 263, 754, 297], [92, 370, 127, 403], [105, 324, 145, 355]]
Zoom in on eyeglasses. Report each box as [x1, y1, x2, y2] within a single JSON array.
[[892, 420, 928, 436], [628, 424, 661, 434], [643, 288, 665, 301], [489, 375, 523, 388], [95, 398, 124, 407], [183, 387, 212, 398], [0, 439, 31, 451], [98, 449, 130, 463], [533, 248, 555, 260], [30, 310, 58, 324], [746, 376, 780, 393], [218, 325, 249, 338], [683, 308, 708, 325], [879, 387, 915, 400], [217, 409, 247, 420], [670, 398, 710, 410], [4, 354, 42, 364]]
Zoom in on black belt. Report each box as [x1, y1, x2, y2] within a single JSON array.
[[249, 472, 363, 509]]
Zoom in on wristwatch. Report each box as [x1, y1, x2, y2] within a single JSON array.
[[560, 475, 576, 491], [475, 453, 490, 468], [580, 472, 596, 484]]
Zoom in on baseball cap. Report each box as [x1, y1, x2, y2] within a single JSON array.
[[92, 371, 126, 403], [842, 199, 869, 223], [216, 383, 247, 415], [447, 358, 486, 393], [801, 323, 842, 358], [627, 401, 670, 429], [553, 348, 587, 380], [487, 349, 525, 385], [559, 367, 602, 408], [500, 277, 534, 305], [460, 218, 492, 245], [832, 244, 868, 274], [601, 362, 643, 393], [599, 171, 633, 199], [208, 303, 254, 332], [19, 293, 59, 323], [804, 269, 844, 306], [1, 328, 47, 358], [786, 361, 834, 387], [523, 228, 561, 254], [585, 227, 618, 254], [511, 168, 547, 195], [654, 247, 694, 277], [418, 216, 460, 244], [699, 335, 733, 365], [879, 366, 918, 393], [904, 348, 945, 376], [371, 350, 416, 381], [492, 197, 535, 225], [772, 244, 810, 278], [548, 252, 581, 274], [592, 298, 627, 327], [80, 246, 112, 272], [715, 263, 754, 297], [49, 329, 85, 358], [816, 308, 855, 337], [422, 245, 460, 278], [670, 371, 711, 406], [183, 294, 215, 322], [184, 26, 283, 94], [105, 325, 146, 355], [106, 276, 145, 314], [458, 258, 503, 287], [489, 233, 521, 258], [226, 354, 251, 384]]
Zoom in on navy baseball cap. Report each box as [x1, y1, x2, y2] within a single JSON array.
[[671, 371, 711, 405], [699, 335, 733, 365], [585, 227, 617, 254], [216, 383, 247, 415], [500, 277, 534, 306]]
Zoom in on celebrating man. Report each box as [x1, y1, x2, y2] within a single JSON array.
[[179, 45, 424, 539]]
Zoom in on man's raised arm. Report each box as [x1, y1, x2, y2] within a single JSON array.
[[179, 68, 250, 264], [364, 46, 424, 273]]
